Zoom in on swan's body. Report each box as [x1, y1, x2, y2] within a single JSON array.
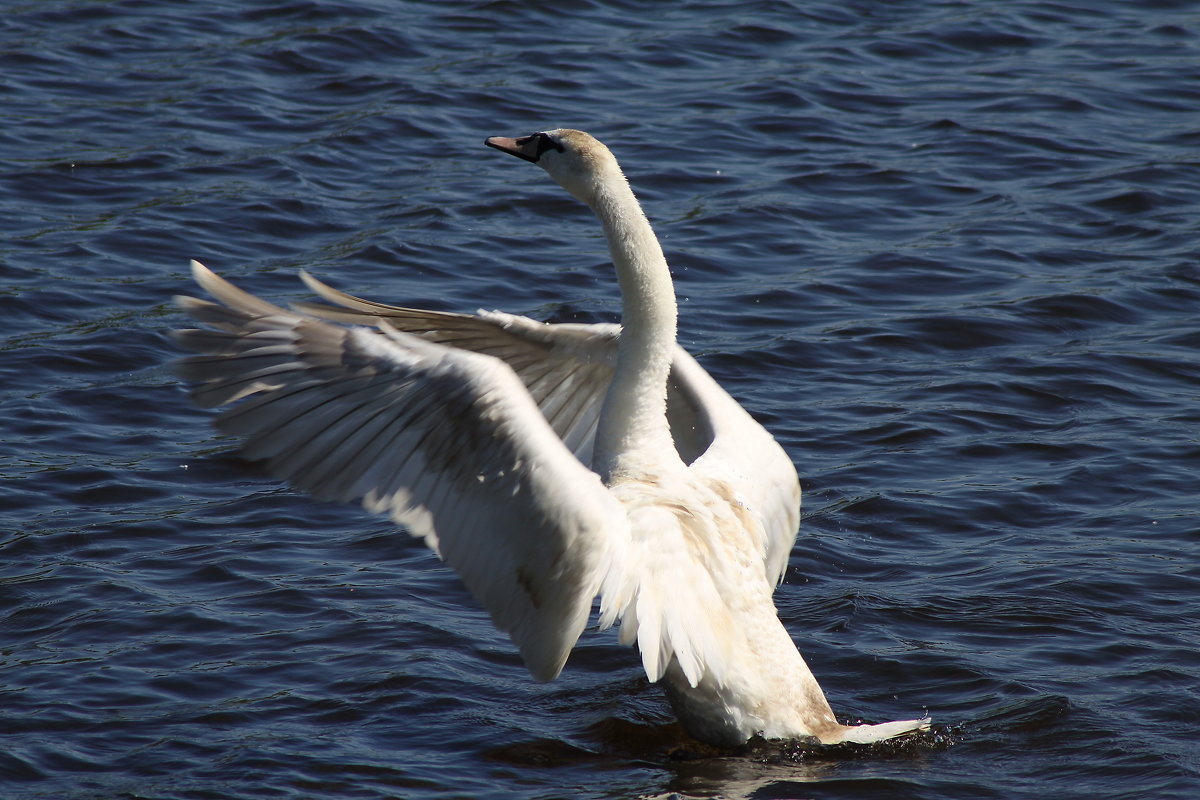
[[174, 129, 928, 747]]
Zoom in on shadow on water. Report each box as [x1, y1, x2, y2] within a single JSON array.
[[483, 704, 968, 799], [481, 694, 1089, 798]]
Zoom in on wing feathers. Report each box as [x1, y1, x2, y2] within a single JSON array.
[[290, 273, 622, 468], [176, 261, 627, 681]]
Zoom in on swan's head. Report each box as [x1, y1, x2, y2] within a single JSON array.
[[485, 129, 622, 205]]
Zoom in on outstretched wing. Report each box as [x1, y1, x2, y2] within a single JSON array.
[[671, 349, 801, 586], [174, 261, 628, 681]]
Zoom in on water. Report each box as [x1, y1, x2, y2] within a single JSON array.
[[2, 1, 1198, 797]]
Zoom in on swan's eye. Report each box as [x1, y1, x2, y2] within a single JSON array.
[[517, 132, 564, 160]]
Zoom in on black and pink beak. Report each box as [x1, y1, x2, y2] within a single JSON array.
[[485, 131, 563, 163]]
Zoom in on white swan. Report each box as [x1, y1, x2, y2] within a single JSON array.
[[174, 129, 928, 747]]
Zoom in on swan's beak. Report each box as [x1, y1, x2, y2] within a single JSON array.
[[485, 135, 540, 163]]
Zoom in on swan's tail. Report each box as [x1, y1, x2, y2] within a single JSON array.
[[830, 716, 931, 744]]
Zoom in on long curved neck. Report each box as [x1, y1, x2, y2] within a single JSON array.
[[588, 170, 680, 482]]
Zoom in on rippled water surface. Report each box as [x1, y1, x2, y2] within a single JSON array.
[[3, 1, 1199, 798]]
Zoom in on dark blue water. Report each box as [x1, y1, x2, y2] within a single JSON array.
[[2, 1, 1198, 797]]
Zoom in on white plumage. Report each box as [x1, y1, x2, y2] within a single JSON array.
[[174, 128, 928, 747]]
